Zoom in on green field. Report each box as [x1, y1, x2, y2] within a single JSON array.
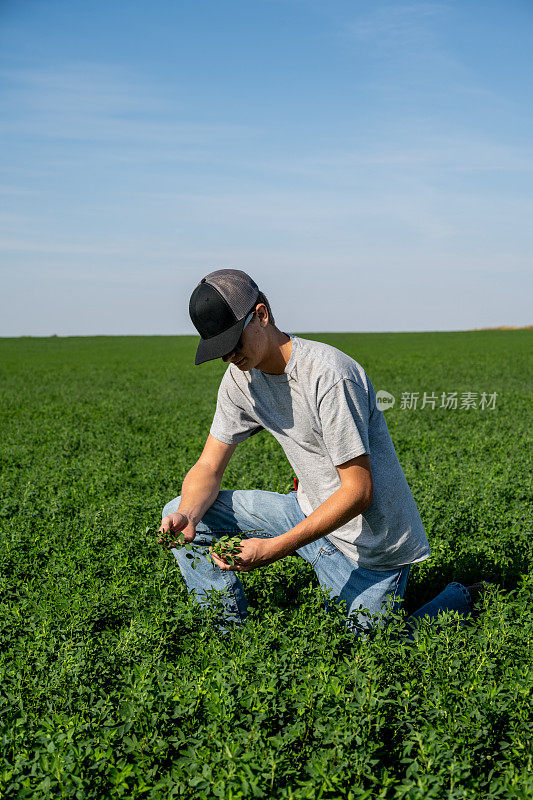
[[1, 331, 531, 799]]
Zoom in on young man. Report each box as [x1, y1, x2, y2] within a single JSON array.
[[160, 269, 477, 631]]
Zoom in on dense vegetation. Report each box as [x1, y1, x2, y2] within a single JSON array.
[[1, 331, 531, 799]]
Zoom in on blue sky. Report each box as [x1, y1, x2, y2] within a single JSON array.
[[1, 0, 532, 335]]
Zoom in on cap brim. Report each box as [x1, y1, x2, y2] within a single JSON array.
[[194, 316, 247, 365]]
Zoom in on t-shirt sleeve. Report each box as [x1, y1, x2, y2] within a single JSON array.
[[318, 378, 370, 465], [210, 369, 263, 445]]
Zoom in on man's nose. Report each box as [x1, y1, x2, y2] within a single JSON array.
[[222, 349, 236, 363]]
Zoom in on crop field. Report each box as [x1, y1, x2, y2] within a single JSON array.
[[1, 330, 531, 799]]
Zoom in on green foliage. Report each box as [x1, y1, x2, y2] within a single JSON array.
[[0, 331, 531, 799], [155, 529, 250, 568], [210, 535, 245, 567]]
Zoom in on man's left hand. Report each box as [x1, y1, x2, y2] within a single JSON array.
[[210, 537, 282, 572]]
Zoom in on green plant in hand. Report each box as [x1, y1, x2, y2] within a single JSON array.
[[154, 527, 263, 568], [154, 527, 199, 566], [155, 526, 187, 551], [210, 534, 245, 566]]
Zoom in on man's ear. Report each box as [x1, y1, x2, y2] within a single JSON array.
[[256, 303, 269, 326]]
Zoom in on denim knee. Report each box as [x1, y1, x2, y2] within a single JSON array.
[[162, 495, 181, 518]]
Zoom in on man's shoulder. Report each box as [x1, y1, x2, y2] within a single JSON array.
[[292, 336, 368, 391]]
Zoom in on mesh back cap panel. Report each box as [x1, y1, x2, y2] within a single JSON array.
[[204, 269, 259, 320]]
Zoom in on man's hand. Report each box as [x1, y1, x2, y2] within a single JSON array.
[[210, 537, 282, 572], [158, 511, 196, 548]]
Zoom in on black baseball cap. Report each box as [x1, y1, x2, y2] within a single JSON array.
[[189, 269, 260, 365]]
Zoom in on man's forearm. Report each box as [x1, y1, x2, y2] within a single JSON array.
[[178, 461, 222, 525], [272, 486, 370, 559]]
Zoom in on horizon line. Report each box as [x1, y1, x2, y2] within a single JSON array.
[[1, 325, 532, 340]]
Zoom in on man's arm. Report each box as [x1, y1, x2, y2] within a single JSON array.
[[273, 454, 373, 557], [211, 454, 373, 571], [159, 434, 237, 543]]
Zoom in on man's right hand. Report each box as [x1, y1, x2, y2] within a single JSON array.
[[158, 511, 196, 547]]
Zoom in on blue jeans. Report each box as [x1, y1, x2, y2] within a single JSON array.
[[163, 489, 411, 633], [404, 582, 474, 636]]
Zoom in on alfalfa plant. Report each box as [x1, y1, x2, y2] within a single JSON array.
[[153, 527, 264, 568]]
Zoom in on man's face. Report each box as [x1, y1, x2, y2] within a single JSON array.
[[222, 304, 268, 371]]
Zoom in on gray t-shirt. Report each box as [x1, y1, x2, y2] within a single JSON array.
[[210, 334, 431, 570]]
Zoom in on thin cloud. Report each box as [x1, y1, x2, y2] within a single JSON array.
[[349, 2, 449, 49], [297, 136, 533, 174], [0, 184, 40, 196], [0, 62, 257, 145]]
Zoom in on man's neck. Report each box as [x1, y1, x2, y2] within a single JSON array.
[[257, 329, 292, 375]]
